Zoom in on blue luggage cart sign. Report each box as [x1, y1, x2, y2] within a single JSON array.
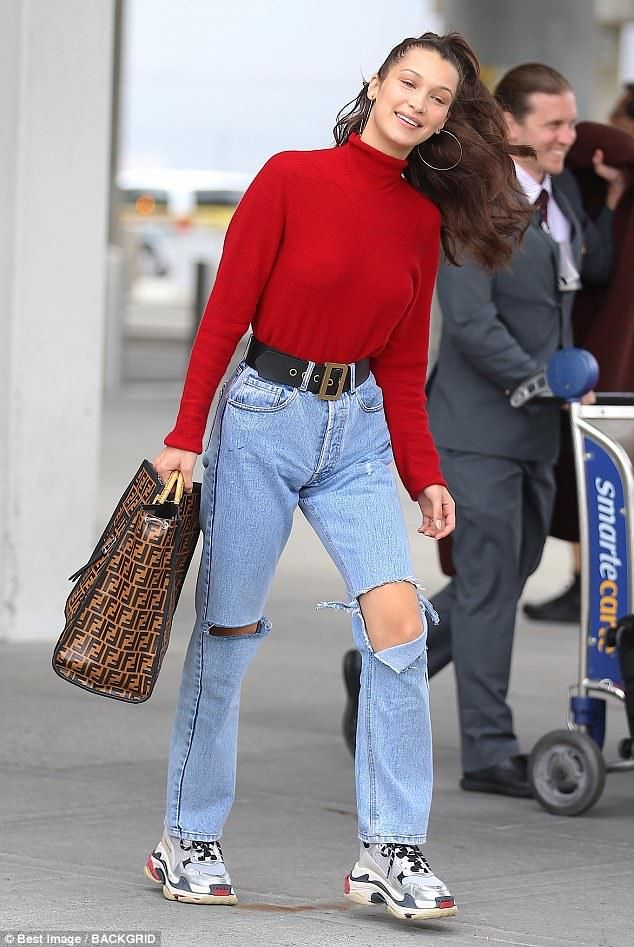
[[584, 436, 630, 684]]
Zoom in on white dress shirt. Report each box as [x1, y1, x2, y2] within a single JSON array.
[[512, 160, 571, 244], [513, 160, 581, 291]]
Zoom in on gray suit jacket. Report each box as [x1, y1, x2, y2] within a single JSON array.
[[427, 172, 613, 463]]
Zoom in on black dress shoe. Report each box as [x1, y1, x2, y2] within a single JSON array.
[[342, 649, 361, 756], [460, 753, 533, 798], [523, 574, 580, 623]]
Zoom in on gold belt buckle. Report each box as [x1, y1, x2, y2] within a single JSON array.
[[317, 362, 349, 400]]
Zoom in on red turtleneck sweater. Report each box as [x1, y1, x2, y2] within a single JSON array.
[[165, 133, 444, 499]]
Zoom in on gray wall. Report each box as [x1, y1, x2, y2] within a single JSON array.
[[440, 0, 595, 116]]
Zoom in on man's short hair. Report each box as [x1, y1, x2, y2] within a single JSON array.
[[494, 64, 572, 121]]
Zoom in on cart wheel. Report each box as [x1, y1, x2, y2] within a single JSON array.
[[618, 737, 633, 760], [530, 729, 605, 816]]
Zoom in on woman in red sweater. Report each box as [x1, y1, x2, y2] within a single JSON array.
[[145, 32, 529, 922]]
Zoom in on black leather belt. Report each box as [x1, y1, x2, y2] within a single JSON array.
[[244, 336, 370, 401]]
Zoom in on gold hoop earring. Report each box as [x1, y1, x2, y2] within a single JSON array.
[[416, 128, 462, 171]]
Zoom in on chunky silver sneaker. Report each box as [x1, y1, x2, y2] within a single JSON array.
[[145, 832, 237, 904], [345, 842, 457, 921]]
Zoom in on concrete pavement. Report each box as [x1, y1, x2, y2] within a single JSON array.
[[1, 382, 633, 946]]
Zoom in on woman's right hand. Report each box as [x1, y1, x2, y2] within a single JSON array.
[[152, 447, 198, 494]]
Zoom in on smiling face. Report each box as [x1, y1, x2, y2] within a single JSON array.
[[505, 90, 577, 181], [362, 46, 459, 159]]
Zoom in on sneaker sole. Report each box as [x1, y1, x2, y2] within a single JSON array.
[[344, 872, 457, 922], [145, 855, 238, 905]]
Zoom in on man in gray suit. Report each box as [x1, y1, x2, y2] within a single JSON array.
[[427, 63, 628, 797]]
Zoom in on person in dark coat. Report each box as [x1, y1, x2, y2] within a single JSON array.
[[424, 65, 628, 798], [523, 121, 634, 621]]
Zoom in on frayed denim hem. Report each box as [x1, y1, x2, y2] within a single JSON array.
[[205, 616, 273, 639], [358, 833, 428, 844], [164, 823, 223, 843], [316, 576, 440, 627]]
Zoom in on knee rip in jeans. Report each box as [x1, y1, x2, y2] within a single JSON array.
[[316, 578, 438, 674], [206, 616, 272, 639]]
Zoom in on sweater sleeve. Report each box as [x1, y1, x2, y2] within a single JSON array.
[[370, 241, 446, 502], [164, 154, 288, 452]]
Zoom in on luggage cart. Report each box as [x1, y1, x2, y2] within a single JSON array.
[[530, 395, 634, 815]]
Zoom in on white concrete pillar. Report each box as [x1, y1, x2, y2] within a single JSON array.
[[0, 1, 115, 641], [619, 21, 634, 81]]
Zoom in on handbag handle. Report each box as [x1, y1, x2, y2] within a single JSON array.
[[68, 467, 185, 583], [154, 471, 185, 506]]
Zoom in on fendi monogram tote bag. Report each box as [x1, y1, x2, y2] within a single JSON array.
[[52, 461, 201, 702]]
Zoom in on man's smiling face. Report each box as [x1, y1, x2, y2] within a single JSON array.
[[506, 90, 578, 181]]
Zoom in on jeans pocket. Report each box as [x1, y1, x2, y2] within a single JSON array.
[[227, 373, 298, 413], [355, 376, 384, 413]]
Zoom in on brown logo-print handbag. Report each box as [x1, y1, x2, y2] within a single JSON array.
[[52, 461, 201, 703]]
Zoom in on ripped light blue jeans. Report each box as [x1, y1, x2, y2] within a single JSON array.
[[165, 359, 438, 845]]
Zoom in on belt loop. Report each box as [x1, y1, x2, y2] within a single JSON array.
[[349, 362, 357, 393], [300, 360, 315, 392]]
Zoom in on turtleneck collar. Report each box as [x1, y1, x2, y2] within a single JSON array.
[[346, 132, 408, 179]]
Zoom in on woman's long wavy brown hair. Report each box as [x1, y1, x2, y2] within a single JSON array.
[[333, 32, 534, 269]]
